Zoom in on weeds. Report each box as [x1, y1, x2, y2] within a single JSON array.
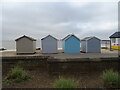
[[53, 77, 77, 88], [5, 66, 29, 83], [101, 69, 120, 88]]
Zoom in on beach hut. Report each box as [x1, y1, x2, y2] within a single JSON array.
[[109, 32, 120, 50], [41, 35, 58, 54], [62, 34, 80, 53], [81, 36, 101, 53], [15, 35, 36, 54]]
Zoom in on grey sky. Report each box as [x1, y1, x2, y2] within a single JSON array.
[[1, 2, 118, 40]]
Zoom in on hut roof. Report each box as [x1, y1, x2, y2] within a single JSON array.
[[109, 32, 120, 38], [15, 35, 36, 41], [81, 36, 101, 41], [62, 34, 80, 41], [41, 35, 58, 40]]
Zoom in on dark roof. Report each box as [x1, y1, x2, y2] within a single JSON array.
[[81, 36, 101, 41], [101, 40, 110, 41], [41, 35, 57, 40], [15, 35, 36, 41], [109, 32, 120, 38], [62, 34, 80, 41]]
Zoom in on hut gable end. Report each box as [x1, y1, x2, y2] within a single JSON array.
[[41, 35, 58, 54], [15, 35, 36, 54], [62, 34, 80, 53], [81, 36, 100, 41], [41, 35, 57, 41], [15, 35, 36, 41], [63, 34, 80, 41], [81, 36, 101, 53]]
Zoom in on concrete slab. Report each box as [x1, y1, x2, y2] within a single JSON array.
[[49, 53, 119, 59], [0, 53, 118, 59]]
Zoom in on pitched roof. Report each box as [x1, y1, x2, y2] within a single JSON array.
[[62, 34, 71, 40], [109, 32, 120, 38], [62, 34, 80, 41], [41, 35, 58, 40], [15, 35, 36, 41], [81, 36, 101, 41]]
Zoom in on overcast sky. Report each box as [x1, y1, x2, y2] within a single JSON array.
[[1, 1, 118, 40]]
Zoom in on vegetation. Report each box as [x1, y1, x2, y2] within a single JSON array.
[[53, 77, 77, 88], [101, 69, 120, 88], [5, 66, 29, 83]]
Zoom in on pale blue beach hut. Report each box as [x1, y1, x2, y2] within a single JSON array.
[[81, 36, 101, 53], [41, 35, 58, 54], [62, 34, 80, 53]]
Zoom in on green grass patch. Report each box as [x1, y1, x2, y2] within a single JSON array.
[[101, 69, 120, 88], [53, 77, 77, 88], [5, 66, 29, 83]]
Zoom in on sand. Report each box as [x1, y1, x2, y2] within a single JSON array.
[[0, 50, 41, 55], [101, 49, 119, 53]]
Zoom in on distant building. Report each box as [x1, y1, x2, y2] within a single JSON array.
[[81, 37, 101, 53], [109, 32, 120, 50], [41, 35, 58, 54], [101, 40, 110, 49], [62, 34, 80, 53], [15, 35, 36, 54]]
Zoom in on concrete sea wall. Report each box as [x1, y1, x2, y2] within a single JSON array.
[[2, 56, 120, 74], [47, 57, 119, 73]]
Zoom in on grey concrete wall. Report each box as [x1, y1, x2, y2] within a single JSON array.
[[2, 56, 119, 74], [16, 37, 35, 54], [87, 38, 101, 53], [41, 36, 57, 53], [48, 58, 119, 73]]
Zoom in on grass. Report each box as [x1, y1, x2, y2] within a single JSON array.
[[5, 66, 29, 83], [101, 69, 120, 88], [53, 77, 77, 88]]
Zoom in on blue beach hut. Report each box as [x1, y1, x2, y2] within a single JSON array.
[[62, 34, 80, 53], [41, 35, 58, 54]]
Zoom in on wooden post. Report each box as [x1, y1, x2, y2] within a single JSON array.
[[110, 38, 112, 51]]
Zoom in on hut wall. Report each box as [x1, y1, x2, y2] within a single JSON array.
[[16, 38, 34, 53], [87, 38, 101, 53], [64, 36, 80, 53], [42, 36, 57, 53]]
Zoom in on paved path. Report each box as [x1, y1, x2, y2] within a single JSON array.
[[49, 53, 119, 59], [0, 53, 119, 59]]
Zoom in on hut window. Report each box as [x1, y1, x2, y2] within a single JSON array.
[[112, 38, 116, 43]]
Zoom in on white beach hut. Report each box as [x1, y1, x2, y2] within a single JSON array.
[[81, 36, 101, 53], [41, 35, 58, 54], [109, 32, 120, 50], [15, 35, 36, 54]]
